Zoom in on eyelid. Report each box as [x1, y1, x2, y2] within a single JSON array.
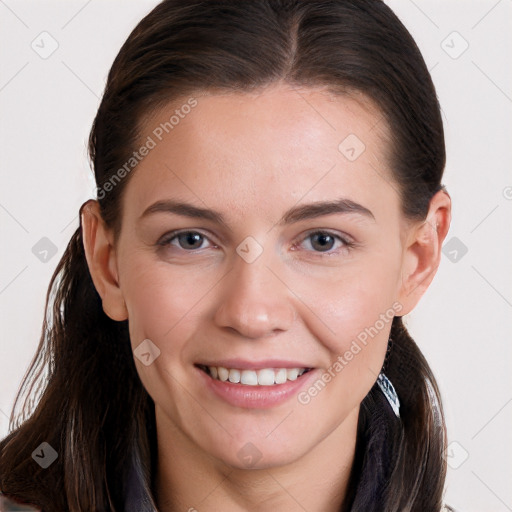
[[299, 228, 354, 244]]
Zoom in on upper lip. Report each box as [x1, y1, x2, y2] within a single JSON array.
[[195, 359, 314, 370]]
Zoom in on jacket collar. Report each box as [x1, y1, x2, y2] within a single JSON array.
[[124, 445, 158, 512]]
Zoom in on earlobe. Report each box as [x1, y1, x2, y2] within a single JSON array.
[[397, 190, 452, 315], [80, 200, 128, 321]]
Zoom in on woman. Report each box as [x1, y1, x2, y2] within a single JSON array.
[[0, 1, 457, 510]]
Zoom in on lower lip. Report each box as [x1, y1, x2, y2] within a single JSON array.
[[195, 366, 318, 409]]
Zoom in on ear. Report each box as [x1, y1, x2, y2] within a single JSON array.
[[397, 189, 452, 315], [80, 199, 128, 321]]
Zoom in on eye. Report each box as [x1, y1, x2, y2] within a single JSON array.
[[157, 230, 214, 251], [294, 230, 355, 255], [156, 229, 355, 256]]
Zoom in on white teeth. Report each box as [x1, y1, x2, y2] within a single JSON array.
[[257, 368, 275, 386], [205, 366, 309, 386], [240, 370, 258, 385], [275, 368, 287, 384], [287, 368, 299, 381], [228, 369, 241, 383], [217, 367, 229, 382]]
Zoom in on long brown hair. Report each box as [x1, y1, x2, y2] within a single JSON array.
[[0, 1, 448, 510]]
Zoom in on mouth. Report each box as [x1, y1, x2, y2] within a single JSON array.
[[194, 361, 318, 409], [195, 364, 313, 386]]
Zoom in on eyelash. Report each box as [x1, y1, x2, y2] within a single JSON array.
[[157, 229, 356, 257]]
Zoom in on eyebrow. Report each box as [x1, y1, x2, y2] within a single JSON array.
[[139, 198, 375, 226]]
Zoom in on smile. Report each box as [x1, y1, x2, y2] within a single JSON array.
[[197, 364, 312, 386]]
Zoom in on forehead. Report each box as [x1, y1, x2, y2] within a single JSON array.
[[123, 84, 397, 226], [143, 84, 387, 151]]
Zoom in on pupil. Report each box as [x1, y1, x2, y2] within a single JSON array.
[[312, 233, 334, 252], [180, 232, 202, 249]]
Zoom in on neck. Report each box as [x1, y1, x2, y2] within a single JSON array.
[[154, 406, 359, 512]]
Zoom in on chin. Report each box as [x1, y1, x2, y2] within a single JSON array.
[[204, 432, 311, 472]]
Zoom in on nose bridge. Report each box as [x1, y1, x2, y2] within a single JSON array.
[[213, 241, 295, 338]]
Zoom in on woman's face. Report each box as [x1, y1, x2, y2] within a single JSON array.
[[108, 84, 418, 469]]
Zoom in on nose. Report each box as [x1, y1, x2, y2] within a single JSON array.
[[213, 249, 296, 339]]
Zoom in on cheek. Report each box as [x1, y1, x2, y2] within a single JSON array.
[[293, 283, 395, 417], [289, 251, 402, 400], [297, 255, 401, 349], [121, 260, 210, 416], [122, 256, 217, 347]]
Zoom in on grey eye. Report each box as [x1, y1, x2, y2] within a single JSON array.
[[308, 232, 336, 252], [175, 231, 205, 250]]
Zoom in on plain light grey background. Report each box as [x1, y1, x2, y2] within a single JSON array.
[[1, 1, 511, 511]]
